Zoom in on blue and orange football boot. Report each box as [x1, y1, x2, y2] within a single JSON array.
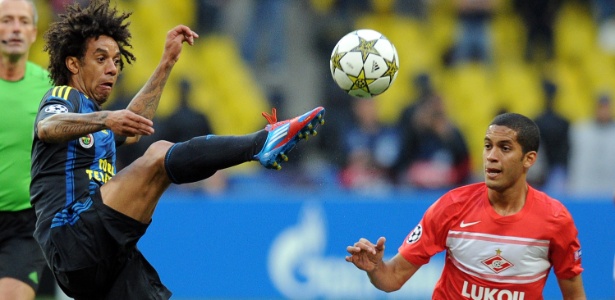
[[255, 106, 325, 170]]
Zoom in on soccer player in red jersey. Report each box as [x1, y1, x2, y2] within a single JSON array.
[[346, 112, 585, 299]]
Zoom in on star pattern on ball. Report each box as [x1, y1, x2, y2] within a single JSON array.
[[348, 69, 375, 93], [330, 46, 345, 73], [350, 36, 380, 62], [383, 56, 399, 79]]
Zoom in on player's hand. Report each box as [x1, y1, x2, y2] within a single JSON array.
[[162, 25, 199, 65], [104, 109, 154, 137], [345, 237, 386, 272]]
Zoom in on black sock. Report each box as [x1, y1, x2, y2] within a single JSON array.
[[164, 130, 268, 184]]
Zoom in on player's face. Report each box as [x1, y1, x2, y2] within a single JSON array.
[[70, 35, 120, 105], [0, 0, 37, 60], [483, 125, 533, 192]]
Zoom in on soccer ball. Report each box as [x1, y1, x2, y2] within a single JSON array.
[[329, 29, 399, 98]]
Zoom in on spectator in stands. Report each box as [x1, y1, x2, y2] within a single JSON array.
[[397, 73, 434, 126], [238, 0, 290, 108], [513, 0, 562, 62], [451, 0, 496, 65], [568, 93, 615, 196], [194, 0, 226, 35], [157, 78, 227, 194], [530, 79, 570, 193], [156, 78, 214, 145], [592, 0, 615, 54], [396, 0, 429, 20], [50, 0, 88, 19], [395, 74, 471, 190], [339, 97, 400, 194]]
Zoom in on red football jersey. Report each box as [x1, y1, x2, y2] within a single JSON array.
[[399, 183, 583, 300]]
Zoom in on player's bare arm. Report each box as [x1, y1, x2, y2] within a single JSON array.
[[126, 25, 198, 121], [557, 274, 586, 299], [37, 110, 154, 143], [346, 237, 419, 292]]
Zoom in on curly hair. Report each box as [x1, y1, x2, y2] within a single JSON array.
[[44, 0, 136, 86]]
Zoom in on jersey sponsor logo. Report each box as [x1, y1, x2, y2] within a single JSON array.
[[460, 220, 481, 228], [79, 134, 94, 149], [406, 224, 422, 244], [85, 158, 115, 184], [44, 104, 68, 114], [461, 281, 525, 300], [481, 249, 514, 273]]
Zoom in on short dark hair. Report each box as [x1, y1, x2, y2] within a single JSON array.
[[43, 0, 135, 86], [490, 112, 540, 154]]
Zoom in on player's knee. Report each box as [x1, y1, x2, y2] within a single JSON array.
[[142, 140, 174, 168]]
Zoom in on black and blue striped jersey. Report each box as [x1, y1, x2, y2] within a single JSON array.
[[30, 86, 119, 243]]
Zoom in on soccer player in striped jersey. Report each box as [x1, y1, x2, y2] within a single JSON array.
[[29, 1, 324, 299], [346, 113, 585, 299], [0, 1, 50, 299]]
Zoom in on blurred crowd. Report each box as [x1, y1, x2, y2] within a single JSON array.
[[29, 0, 615, 198]]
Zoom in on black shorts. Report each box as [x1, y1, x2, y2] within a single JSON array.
[[0, 208, 46, 291], [45, 188, 171, 300]]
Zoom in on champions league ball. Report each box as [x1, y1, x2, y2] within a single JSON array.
[[329, 29, 399, 98]]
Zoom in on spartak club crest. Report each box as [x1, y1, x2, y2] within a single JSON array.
[[481, 249, 514, 273]]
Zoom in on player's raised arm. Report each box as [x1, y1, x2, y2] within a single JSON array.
[[345, 237, 419, 292], [161, 25, 199, 65], [125, 25, 199, 144]]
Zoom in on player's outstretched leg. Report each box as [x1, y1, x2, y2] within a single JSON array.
[[255, 106, 325, 170], [164, 106, 325, 184]]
